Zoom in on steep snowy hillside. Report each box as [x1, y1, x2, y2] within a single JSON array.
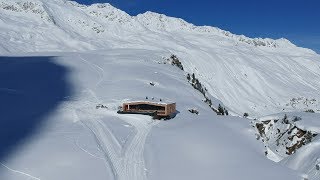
[[0, 50, 300, 180]]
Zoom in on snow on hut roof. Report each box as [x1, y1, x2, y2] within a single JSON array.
[[123, 98, 175, 105]]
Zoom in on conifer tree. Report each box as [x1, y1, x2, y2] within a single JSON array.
[[218, 104, 224, 115]]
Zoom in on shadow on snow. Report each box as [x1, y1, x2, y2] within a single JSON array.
[[0, 56, 71, 161]]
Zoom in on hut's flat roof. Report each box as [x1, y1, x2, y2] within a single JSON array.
[[123, 99, 175, 105]]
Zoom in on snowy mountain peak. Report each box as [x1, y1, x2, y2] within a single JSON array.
[[0, 0, 53, 22], [66, 0, 133, 26], [135, 11, 299, 50], [136, 11, 193, 32], [68, 0, 125, 14]]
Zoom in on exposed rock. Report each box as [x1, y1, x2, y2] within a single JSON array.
[[255, 116, 318, 159]]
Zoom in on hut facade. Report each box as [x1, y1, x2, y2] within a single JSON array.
[[120, 101, 176, 117]]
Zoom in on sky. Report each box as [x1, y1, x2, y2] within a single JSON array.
[[75, 0, 320, 53]]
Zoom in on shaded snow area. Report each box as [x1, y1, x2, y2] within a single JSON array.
[[0, 50, 300, 180], [1, 0, 320, 179]]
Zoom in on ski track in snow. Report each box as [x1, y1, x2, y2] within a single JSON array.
[[69, 56, 159, 180], [78, 111, 159, 180], [0, 162, 41, 180], [79, 55, 105, 88], [74, 139, 105, 160]]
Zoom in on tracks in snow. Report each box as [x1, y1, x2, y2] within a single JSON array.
[[77, 111, 159, 180], [0, 162, 41, 180], [71, 56, 159, 180], [78, 55, 105, 88]]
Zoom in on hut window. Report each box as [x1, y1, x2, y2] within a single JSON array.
[[129, 104, 165, 111]]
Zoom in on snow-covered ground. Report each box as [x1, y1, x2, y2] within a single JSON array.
[[0, 51, 300, 179], [1, 0, 320, 179]]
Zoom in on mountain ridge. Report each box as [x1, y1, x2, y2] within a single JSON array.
[[0, 0, 316, 54]]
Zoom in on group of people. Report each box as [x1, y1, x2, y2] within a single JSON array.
[[145, 96, 162, 102]]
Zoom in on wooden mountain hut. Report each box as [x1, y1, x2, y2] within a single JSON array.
[[118, 101, 176, 118]]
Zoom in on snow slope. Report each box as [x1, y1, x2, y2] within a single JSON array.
[[0, 50, 300, 179], [283, 135, 320, 180], [0, 0, 320, 117]]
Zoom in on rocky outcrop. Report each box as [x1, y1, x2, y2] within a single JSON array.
[[255, 115, 318, 160]]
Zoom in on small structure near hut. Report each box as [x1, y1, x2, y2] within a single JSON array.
[[117, 101, 176, 119]]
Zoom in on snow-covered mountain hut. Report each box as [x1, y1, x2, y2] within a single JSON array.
[[119, 101, 176, 117]]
